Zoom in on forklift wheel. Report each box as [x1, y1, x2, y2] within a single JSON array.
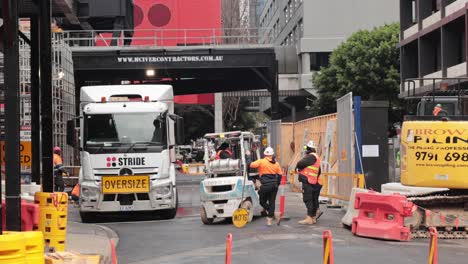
[[200, 206, 214, 225], [241, 200, 254, 222]]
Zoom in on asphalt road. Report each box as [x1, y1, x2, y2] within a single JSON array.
[[69, 175, 468, 264]]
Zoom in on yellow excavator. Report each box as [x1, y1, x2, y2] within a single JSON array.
[[398, 77, 468, 238]]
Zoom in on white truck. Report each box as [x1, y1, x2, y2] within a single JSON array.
[[67, 85, 184, 222]]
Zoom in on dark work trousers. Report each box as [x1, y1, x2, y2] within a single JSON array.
[[259, 183, 278, 218], [302, 183, 322, 217], [54, 173, 65, 192]]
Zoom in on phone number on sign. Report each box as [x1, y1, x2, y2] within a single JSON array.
[[415, 151, 468, 161]]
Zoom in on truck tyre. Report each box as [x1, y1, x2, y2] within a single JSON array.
[[200, 206, 214, 225], [80, 211, 96, 223], [241, 200, 254, 222]]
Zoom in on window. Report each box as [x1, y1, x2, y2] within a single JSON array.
[[298, 19, 304, 38], [284, 6, 288, 24], [310, 52, 331, 71], [275, 19, 280, 37]]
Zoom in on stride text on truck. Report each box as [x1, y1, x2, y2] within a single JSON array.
[[67, 85, 184, 222]]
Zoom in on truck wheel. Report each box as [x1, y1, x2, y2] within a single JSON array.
[[241, 200, 254, 222], [161, 191, 178, 219], [80, 211, 96, 223], [200, 206, 214, 225], [161, 208, 177, 219]]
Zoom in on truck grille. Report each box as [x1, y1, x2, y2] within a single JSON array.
[[118, 194, 135, 206], [103, 193, 150, 203]]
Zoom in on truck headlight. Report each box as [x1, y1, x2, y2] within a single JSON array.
[[155, 186, 171, 196], [82, 187, 92, 197]]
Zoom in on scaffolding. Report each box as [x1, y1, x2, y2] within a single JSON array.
[[0, 32, 76, 170]]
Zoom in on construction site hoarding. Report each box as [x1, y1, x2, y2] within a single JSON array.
[[0, 31, 77, 177]]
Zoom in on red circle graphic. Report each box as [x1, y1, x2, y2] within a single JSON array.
[[148, 4, 172, 27], [134, 4, 144, 27]]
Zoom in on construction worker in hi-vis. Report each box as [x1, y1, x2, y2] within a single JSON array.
[[295, 140, 323, 225], [249, 146, 282, 226]]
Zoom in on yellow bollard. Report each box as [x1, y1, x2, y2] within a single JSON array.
[[35, 192, 68, 252], [23, 231, 45, 264], [0, 232, 26, 264]]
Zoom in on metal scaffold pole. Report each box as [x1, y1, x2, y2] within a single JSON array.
[[40, 0, 54, 192], [31, 15, 41, 184], [3, 0, 22, 231]]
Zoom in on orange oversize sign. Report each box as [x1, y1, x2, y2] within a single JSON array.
[[0, 141, 32, 166]]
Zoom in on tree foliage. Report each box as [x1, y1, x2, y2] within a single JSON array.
[[223, 97, 257, 131], [312, 23, 400, 115], [176, 105, 214, 143]]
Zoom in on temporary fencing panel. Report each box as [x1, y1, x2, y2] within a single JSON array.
[[336, 92, 354, 202], [281, 113, 336, 169], [267, 120, 282, 160]]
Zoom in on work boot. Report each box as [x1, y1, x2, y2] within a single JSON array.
[[266, 217, 273, 226], [298, 216, 315, 225], [275, 212, 281, 226], [313, 210, 323, 222]]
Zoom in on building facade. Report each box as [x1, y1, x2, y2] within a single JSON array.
[[400, 0, 468, 96], [259, 0, 398, 93]]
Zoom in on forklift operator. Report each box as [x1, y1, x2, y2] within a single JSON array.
[[433, 104, 449, 116], [215, 142, 233, 159]]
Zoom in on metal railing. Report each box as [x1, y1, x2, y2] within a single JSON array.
[[61, 28, 272, 48]]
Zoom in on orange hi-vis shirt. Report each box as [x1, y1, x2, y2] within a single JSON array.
[[53, 153, 63, 166], [249, 157, 282, 176]]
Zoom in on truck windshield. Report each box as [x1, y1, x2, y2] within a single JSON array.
[[84, 113, 166, 146]]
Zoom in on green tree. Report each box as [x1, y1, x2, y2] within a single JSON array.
[[312, 23, 400, 115]]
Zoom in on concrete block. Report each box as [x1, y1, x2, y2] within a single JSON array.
[[381, 182, 447, 196], [341, 187, 369, 227]]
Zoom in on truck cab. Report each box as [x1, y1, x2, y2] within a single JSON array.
[[67, 85, 184, 222], [417, 96, 468, 116]]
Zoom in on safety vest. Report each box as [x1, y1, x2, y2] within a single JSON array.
[[215, 149, 233, 160], [433, 107, 442, 116], [299, 153, 322, 185], [53, 153, 63, 167]]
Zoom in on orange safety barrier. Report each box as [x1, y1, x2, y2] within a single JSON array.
[[111, 239, 118, 264], [225, 233, 232, 264], [352, 191, 413, 241], [428, 227, 438, 264], [1, 200, 39, 231], [278, 171, 287, 221], [322, 230, 334, 264]]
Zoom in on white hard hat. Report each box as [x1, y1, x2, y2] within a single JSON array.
[[306, 140, 316, 149], [264, 147, 274, 156]]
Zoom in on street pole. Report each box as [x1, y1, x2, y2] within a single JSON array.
[[270, 60, 280, 121], [3, 0, 22, 231], [40, 0, 54, 192], [31, 15, 41, 185]]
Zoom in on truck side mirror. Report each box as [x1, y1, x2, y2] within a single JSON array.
[[66, 119, 76, 147], [176, 117, 185, 145]]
